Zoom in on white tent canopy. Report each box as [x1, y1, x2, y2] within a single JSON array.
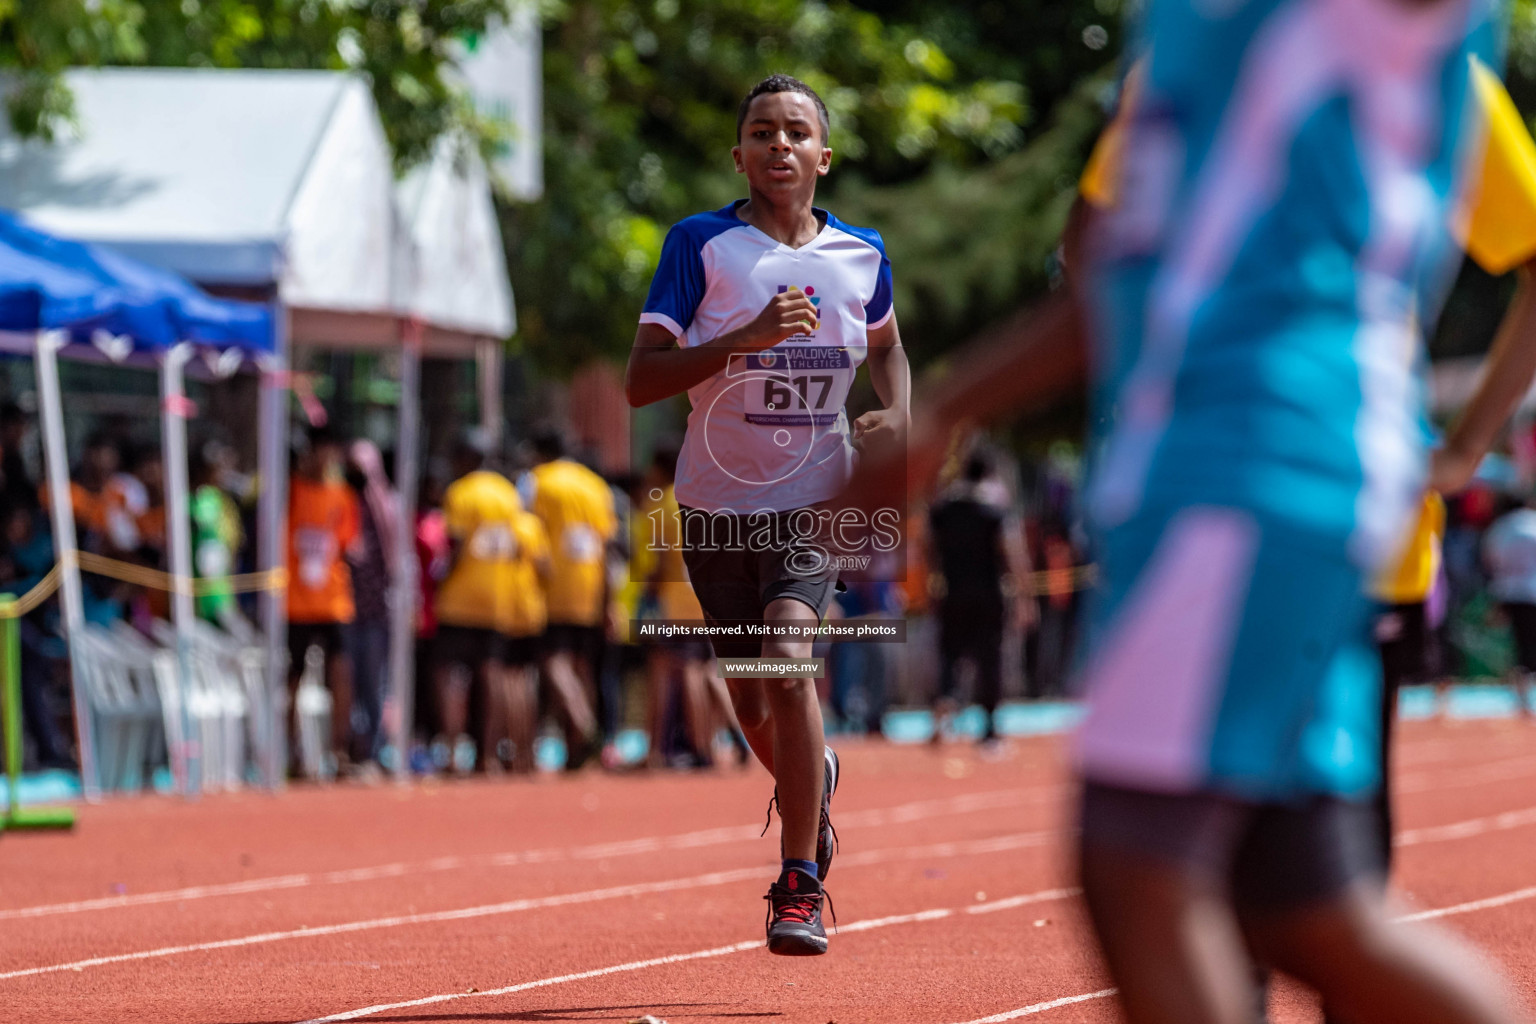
[[0, 69, 401, 340], [398, 137, 516, 345], [0, 67, 519, 784]]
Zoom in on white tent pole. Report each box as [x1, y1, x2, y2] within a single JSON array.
[[257, 305, 291, 790], [388, 321, 422, 780], [477, 338, 503, 452], [160, 343, 200, 798], [34, 329, 100, 801]]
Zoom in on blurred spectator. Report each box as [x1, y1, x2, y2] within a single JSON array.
[[523, 425, 613, 769], [433, 433, 523, 773], [113, 447, 170, 625], [0, 402, 37, 512], [502, 490, 554, 774], [1481, 492, 1536, 719], [598, 469, 635, 770], [1027, 518, 1082, 700], [828, 575, 903, 737], [104, 445, 149, 555], [40, 432, 117, 550], [286, 426, 360, 773], [344, 440, 397, 771], [928, 449, 1033, 747], [412, 463, 450, 761], [636, 445, 739, 768], [0, 502, 72, 770], [190, 443, 244, 627]]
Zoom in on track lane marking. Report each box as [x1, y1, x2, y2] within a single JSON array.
[[0, 785, 1067, 922], [946, 883, 1536, 1023], [293, 887, 1083, 1023], [947, 989, 1119, 1023], [1397, 752, 1536, 795], [1397, 806, 1536, 847], [0, 828, 1063, 981]]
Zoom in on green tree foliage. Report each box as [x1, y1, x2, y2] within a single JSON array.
[[504, 0, 1119, 372], [1, 0, 510, 171]]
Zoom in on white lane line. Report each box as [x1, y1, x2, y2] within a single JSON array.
[[1397, 885, 1536, 923], [298, 939, 766, 1023], [0, 785, 1065, 921], [1398, 753, 1536, 795], [1397, 806, 1536, 847], [945, 883, 1536, 1024], [0, 827, 1063, 982], [294, 888, 1081, 1023], [947, 989, 1119, 1023], [966, 888, 1080, 915]]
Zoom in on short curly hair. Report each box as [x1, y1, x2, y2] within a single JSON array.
[[736, 74, 830, 145]]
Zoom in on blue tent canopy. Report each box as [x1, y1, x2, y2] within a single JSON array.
[[0, 210, 272, 354]]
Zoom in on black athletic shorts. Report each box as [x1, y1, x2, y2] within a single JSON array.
[[1503, 602, 1536, 672], [1079, 782, 1384, 914], [1375, 601, 1430, 687], [678, 506, 840, 661], [287, 621, 347, 675], [543, 622, 603, 661], [502, 635, 541, 668], [435, 624, 505, 670]]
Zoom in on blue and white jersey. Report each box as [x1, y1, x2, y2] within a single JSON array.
[[1088, 0, 1500, 569], [641, 201, 894, 514]]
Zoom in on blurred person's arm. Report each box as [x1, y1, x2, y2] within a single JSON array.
[[1432, 259, 1536, 493], [340, 490, 363, 561], [1001, 514, 1037, 632], [1434, 61, 1536, 492]]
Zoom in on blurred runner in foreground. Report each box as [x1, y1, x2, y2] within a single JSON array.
[[854, 0, 1532, 1020]]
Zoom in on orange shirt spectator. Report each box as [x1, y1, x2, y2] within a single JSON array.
[[287, 476, 360, 624], [41, 481, 107, 538]]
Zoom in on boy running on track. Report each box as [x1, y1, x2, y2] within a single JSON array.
[[625, 73, 909, 956], [852, 0, 1533, 1020]]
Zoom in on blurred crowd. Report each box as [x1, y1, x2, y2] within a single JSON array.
[[0, 397, 1125, 781], [10, 396, 1534, 785]]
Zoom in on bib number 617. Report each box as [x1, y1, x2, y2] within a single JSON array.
[[763, 374, 834, 411]]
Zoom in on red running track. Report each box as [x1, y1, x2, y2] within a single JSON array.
[[2, 718, 1535, 1023]]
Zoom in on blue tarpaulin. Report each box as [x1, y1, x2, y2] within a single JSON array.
[[0, 210, 272, 353]]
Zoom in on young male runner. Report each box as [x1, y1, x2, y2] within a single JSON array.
[[625, 74, 909, 956], [851, 0, 1533, 1019]]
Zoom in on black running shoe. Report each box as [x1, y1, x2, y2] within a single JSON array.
[[817, 745, 839, 880], [765, 867, 829, 956]]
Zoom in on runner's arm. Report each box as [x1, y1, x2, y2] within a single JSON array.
[[624, 289, 821, 407], [1432, 258, 1536, 493], [852, 316, 911, 452]]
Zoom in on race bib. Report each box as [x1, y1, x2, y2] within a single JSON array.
[[196, 538, 231, 578], [739, 347, 853, 427], [467, 522, 517, 561], [562, 523, 602, 563], [294, 526, 335, 589]]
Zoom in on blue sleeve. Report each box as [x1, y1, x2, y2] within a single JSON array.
[[863, 232, 894, 329], [640, 224, 706, 337]]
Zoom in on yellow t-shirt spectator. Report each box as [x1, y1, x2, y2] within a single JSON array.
[[504, 510, 551, 639], [435, 470, 523, 632], [528, 459, 616, 627], [636, 483, 705, 622]]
